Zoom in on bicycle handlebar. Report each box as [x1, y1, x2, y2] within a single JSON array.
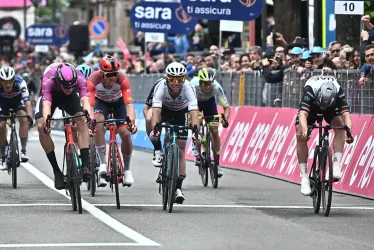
[[46, 110, 90, 129], [154, 122, 198, 138], [307, 123, 353, 139], [0, 113, 33, 125], [91, 116, 133, 133], [199, 113, 227, 122]]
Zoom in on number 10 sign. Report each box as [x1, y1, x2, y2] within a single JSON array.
[[334, 1, 364, 15]]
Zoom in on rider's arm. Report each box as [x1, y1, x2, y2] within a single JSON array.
[[336, 88, 352, 131], [186, 83, 199, 128], [298, 86, 313, 135], [86, 79, 96, 118], [76, 75, 91, 115], [151, 83, 164, 129], [214, 81, 230, 119], [41, 81, 52, 120], [20, 80, 33, 118], [120, 76, 135, 122]]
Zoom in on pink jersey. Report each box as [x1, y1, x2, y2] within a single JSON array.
[[41, 64, 89, 102]]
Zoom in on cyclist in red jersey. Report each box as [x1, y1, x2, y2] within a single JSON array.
[[87, 55, 137, 187]]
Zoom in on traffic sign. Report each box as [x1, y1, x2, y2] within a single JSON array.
[[334, 1, 364, 15], [89, 17, 109, 39]]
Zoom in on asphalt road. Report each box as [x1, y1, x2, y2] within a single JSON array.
[[0, 130, 374, 249]]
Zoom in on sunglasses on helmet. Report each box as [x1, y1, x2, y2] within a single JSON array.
[[102, 71, 118, 78]]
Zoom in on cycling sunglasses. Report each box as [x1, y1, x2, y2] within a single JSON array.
[[102, 71, 118, 78], [199, 80, 213, 86], [1, 79, 14, 86], [167, 76, 185, 82]]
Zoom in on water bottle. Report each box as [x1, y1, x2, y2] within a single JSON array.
[[191, 142, 199, 157]]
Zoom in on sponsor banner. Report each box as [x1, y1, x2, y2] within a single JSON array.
[[185, 106, 239, 160], [26, 24, 69, 46], [180, 0, 264, 21], [130, 2, 197, 34]]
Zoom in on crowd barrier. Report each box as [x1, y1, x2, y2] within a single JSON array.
[[52, 103, 374, 199]]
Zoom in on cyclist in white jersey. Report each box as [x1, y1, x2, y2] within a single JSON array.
[[189, 68, 231, 178], [149, 62, 199, 204]]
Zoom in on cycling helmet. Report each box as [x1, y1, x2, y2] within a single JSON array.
[[22, 72, 30, 81], [76, 64, 93, 80], [165, 62, 187, 77], [0, 66, 15, 81], [99, 55, 120, 72], [55, 63, 78, 88], [198, 68, 216, 82], [315, 81, 337, 110]]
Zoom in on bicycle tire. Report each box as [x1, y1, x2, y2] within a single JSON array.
[[322, 146, 333, 217], [199, 153, 208, 187], [207, 132, 219, 189], [110, 143, 120, 209], [310, 145, 321, 214], [11, 130, 17, 189], [89, 138, 97, 197], [66, 145, 77, 212], [70, 145, 82, 214], [162, 158, 168, 211], [168, 144, 179, 213]]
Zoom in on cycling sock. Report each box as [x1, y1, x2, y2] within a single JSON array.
[[216, 151, 220, 165], [21, 138, 27, 152], [299, 163, 307, 175], [334, 152, 342, 163], [176, 175, 186, 190], [123, 155, 132, 171], [80, 148, 89, 169], [152, 139, 162, 152], [96, 145, 106, 164], [46, 151, 60, 174]]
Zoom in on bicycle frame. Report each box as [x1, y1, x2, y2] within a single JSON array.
[[106, 122, 124, 182]]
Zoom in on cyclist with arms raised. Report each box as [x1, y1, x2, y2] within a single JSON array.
[[87, 55, 137, 187], [35, 63, 92, 190], [149, 62, 199, 204], [296, 75, 353, 196], [189, 68, 230, 178], [0, 66, 33, 169]]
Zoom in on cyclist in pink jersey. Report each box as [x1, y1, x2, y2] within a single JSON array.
[[35, 63, 92, 190]]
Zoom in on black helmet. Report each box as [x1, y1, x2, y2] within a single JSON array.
[[315, 81, 337, 110]]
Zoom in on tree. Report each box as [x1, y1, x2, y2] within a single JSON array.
[[273, 0, 302, 44], [36, 0, 69, 20]]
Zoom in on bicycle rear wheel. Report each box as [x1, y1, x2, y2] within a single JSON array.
[[89, 138, 97, 197], [310, 146, 321, 214], [11, 130, 18, 189], [321, 146, 333, 217], [110, 143, 120, 209], [168, 144, 179, 213], [70, 145, 82, 214], [207, 133, 219, 189]]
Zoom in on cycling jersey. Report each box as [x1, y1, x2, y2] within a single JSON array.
[[41, 64, 88, 102], [87, 70, 132, 106], [189, 77, 229, 107], [152, 79, 198, 111], [0, 75, 30, 101], [299, 75, 349, 115], [145, 78, 164, 107]]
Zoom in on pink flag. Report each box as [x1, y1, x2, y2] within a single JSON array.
[[117, 38, 131, 59]]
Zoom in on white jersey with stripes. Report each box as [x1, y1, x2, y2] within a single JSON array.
[[152, 78, 198, 111]]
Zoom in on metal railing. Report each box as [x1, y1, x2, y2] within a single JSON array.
[[128, 69, 374, 115]]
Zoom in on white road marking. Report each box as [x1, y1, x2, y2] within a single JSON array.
[[21, 162, 160, 247], [0, 243, 143, 248]]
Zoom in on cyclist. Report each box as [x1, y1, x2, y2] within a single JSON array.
[[149, 62, 199, 204], [35, 63, 92, 190], [77, 64, 93, 80], [87, 55, 137, 187], [189, 68, 230, 178], [0, 66, 33, 169], [296, 75, 353, 196], [143, 77, 164, 165]]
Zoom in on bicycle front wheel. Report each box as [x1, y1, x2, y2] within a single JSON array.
[[89, 138, 97, 197], [321, 146, 333, 217], [110, 143, 120, 209], [69, 145, 82, 214], [207, 133, 219, 189], [11, 130, 18, 189], [310, 145, 321, 214], [168, 144, 179, 213]]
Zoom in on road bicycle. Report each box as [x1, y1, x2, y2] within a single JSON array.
[[0, 109, 32, 189], [46, 110, 90, 214], [91, 110, 133, 209], [195, 114, 227, 189], [155, 120, 197, 213], [306, 115, 352, 217]]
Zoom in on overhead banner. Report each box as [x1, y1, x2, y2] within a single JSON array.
[[130, 2, 197, 34], [180, 0, 264, 21]]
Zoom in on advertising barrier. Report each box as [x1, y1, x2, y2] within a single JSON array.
[[53, 103, 374, 199]]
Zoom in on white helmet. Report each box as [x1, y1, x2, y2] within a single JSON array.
[[165, 62, 187, 77], [0, 66, 15, 81]]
